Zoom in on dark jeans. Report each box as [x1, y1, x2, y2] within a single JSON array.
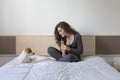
[[47, 47, 80, 62]]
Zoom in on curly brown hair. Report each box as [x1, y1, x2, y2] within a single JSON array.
[[54, 21, 77, 46]]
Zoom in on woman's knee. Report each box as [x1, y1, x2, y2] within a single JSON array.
[[47, 47, 57, 54], [48, 47, 53, 53]]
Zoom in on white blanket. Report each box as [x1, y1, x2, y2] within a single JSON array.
[[0, 56, 120, 80], [0, 63, 33, 80]]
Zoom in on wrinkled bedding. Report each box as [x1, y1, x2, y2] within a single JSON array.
[[0, 56, 120, 80]]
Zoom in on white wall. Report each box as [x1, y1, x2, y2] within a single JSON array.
[[0, 0, 120, 35]]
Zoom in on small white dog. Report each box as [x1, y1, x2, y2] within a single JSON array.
[[17, 48, 55, 63], [17, 48, 35, 63]]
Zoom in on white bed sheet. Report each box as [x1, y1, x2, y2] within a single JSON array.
[[0, 56, 120, 80], [0, 63, 33, 80]]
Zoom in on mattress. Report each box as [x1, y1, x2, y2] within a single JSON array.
[[0, 56, 120, 80]]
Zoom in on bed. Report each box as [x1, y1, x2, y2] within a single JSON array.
[[0, 35, 120, 80], [0, 55, 120, 80]]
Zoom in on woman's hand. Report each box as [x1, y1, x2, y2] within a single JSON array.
[[61, 45, 70, 51], [61, 45, 70, 57]]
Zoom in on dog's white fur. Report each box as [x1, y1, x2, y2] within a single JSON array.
[[17, 48, 35, 63], [17, 48, 56, 63]]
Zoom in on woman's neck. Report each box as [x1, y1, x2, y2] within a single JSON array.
[[66, 34, 74, 46], [66, 34, 73, 38]]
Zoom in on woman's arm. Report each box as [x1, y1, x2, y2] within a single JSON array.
[[67, 33, 83, 55]]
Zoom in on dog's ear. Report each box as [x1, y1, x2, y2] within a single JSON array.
[[25, 48, 32, 53]]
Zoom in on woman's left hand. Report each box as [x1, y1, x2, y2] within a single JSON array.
[[64, 45, 70, 51]]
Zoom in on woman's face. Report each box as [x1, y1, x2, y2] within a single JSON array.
[[57, 27, 66, 37]]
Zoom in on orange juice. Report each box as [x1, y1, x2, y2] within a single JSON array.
[[61, 40, 66, 56]]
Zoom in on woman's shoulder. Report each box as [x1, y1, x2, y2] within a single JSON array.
[[75, 32, 81, 38]]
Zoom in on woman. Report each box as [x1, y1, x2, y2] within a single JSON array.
[[48, 21, 83, 62]]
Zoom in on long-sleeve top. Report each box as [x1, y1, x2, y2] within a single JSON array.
[[66, 32, 83, 58]]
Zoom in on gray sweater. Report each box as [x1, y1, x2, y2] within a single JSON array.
[[67, 32, 83, 58]]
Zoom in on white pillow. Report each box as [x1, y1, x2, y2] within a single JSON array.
[[83, 56, 106, 62]]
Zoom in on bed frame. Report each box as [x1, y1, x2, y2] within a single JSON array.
[[1, 35, 120, 56]]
